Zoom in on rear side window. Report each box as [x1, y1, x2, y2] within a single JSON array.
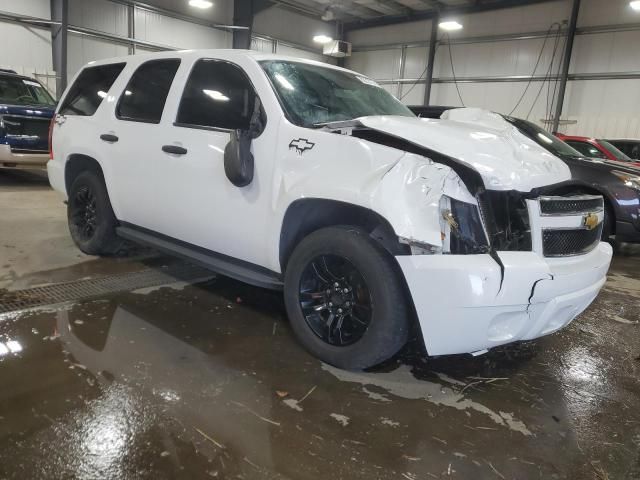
[[176, 59, 256, 131], [59, 63, 125, 116], [117, 59, 180, 123]]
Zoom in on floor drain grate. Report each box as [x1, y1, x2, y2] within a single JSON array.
[[0, 264, 214, 314]]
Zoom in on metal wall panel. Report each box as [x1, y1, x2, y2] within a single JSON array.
[[348, 50, 401, 81], [0, 0, 50, 17], [68, 0, 128, 35], [67, 34, 129, 80], [275, 44, 325, 62], [0, 0, 52, 74], [134, 8, 231, 50]]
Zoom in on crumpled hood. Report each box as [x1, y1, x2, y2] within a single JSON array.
[[358, 108, 571, 192]]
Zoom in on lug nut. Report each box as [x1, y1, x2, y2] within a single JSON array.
[[337, 308, 343, 313], [345, 302, 350, 307], [334, 282, 339, 287], [329, 302, 333, 307], [343, 288, 349, 293]]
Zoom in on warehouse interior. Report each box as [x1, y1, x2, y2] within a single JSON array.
[[1, 0, 640, 478]]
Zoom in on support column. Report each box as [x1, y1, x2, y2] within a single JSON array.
[[552, 0, 580, 133], [233, 0, 253, 49], [128, 3, 136, 55], [423, 14, 439, 106], [50, 0, 68, 97]]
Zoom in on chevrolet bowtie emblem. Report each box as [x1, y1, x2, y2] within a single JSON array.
[[583, 212, 600, 231], [289, 138, 315, 155]]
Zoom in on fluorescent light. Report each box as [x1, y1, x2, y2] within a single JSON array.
[[97, 90, 107, 98], [203, 89, 229, 102], [439, 21, 463, 31], [0, 343, 8, 356], [189, 0, 213, 8], [631, 1, 640, 11], [313, 35, 333, 44], [125, 90, 132, 96]]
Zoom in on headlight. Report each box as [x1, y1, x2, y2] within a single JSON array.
[[439, 195, 490, 254], [612, 170, 640, 191]]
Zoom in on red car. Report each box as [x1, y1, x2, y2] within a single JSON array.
[[555, 134, 640, 167]]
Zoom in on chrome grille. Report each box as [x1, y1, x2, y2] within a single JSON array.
[[527, 194, 604, 258]]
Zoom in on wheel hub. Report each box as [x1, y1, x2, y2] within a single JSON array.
[[298, 255, 372, 347]]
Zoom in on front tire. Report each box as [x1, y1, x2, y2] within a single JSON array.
[[67, 171, 122, 256], [284, 226, 411, 370]]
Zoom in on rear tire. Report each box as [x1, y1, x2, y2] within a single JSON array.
[[67, 171, 123, 256], [284, 226, 411, 370]]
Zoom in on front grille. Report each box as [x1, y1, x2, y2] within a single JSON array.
[[542, 226, 602, 257], [539, 196, 604, 216], [2, 115, 50, 140]]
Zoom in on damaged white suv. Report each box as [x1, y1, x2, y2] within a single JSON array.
[[48, 50, 612, 369]]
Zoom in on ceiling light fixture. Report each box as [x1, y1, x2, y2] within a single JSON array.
[[631, 1, 640, 11], [313, 34, 333, 44], [439, 20, 463, 31], [189, 0, 213, 9]]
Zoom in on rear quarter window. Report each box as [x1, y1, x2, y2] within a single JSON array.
[[59, 63, 126, 116]]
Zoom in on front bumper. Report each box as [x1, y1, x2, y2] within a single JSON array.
[[396, 242, 613, 356], [0, 144, 48, 169]]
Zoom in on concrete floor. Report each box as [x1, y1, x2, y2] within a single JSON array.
[[1, 169, 640, 479]]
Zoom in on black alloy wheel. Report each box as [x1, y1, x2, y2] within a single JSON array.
[[70, 185, 98, 242], [299, 254, 372, 346]]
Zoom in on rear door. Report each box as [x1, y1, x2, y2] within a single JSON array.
[[106, 58, 181, 229]]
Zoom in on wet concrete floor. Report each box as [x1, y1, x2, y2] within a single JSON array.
[[1, 170, 640, 479]]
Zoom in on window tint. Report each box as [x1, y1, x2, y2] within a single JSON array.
[[59, 63, 126, 116], [176, 59, 256, 130], [566, 141, 607, 159], [117, 59, 180, 123]]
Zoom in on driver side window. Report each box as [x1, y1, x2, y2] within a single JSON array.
[[176, 59, 257, 131]]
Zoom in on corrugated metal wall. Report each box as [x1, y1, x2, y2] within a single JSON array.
[[0, 0, 331, 97], [346, 0, 640, 138]]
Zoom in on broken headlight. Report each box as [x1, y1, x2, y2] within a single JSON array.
[[439, 196, 490, 254]]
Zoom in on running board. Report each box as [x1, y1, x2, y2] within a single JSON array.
[[116, 225, 283, 290]]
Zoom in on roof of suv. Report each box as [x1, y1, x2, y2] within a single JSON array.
[[80, 48, 357, 75]]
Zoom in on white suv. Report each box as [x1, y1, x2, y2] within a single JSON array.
[[48, 50, 612, 369]]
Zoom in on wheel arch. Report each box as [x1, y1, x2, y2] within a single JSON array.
[[278, 198, 409, 272], [64, 154, 106, 195]]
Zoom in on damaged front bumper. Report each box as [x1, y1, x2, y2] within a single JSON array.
[[396, 242, 612, 356]]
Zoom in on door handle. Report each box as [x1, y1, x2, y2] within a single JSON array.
[[162, 145, 188, 155], [100, 134, 119, 143]]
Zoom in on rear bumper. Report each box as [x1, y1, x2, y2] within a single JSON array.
[[396, 242, 613, 356], [47, 158, 66, 198], [0, 144, 48, 169]]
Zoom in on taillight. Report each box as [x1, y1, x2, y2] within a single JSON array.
[[48, 114, 55, 160]]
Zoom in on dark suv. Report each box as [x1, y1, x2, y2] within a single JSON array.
[[0, 69, 56, 169]]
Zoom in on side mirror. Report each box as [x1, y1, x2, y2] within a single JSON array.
[[224, 96, 264, 187], [224, 129, 254, 187]]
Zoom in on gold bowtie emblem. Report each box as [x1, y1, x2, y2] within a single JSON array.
[[583, 213, 599, 231]]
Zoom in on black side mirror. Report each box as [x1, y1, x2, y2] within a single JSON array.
[[224, 129, 254, 187], [224, 97, 264, 187]]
